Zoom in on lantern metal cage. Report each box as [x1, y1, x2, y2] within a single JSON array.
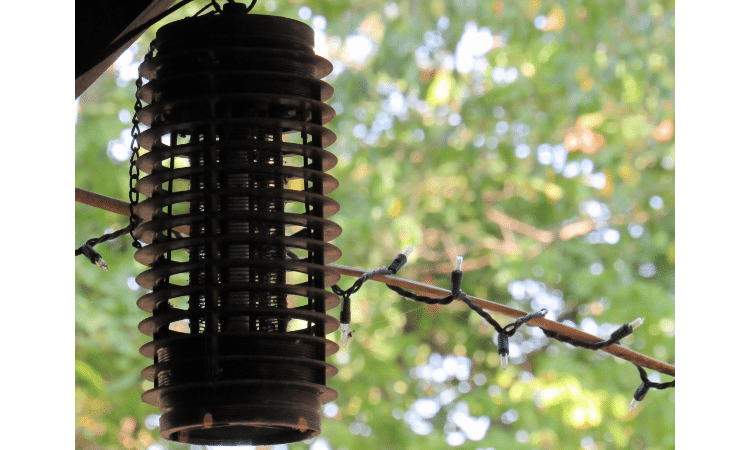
[[130, 5, 342, 445]]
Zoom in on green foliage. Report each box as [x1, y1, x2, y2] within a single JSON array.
[[76, 0, 674, 449]]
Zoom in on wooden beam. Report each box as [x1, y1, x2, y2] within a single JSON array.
[[75, 0, 172, 98]]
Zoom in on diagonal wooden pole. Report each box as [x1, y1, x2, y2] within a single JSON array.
[[76, 187, 131, 216], [331, 264, 674, 377], [75, 187, 675, 378], [75, 187, 190, 235]]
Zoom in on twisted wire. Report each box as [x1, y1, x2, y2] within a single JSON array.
[[630, 364, 675, 408], [74, 222, 138, 270], [543, 323, 636, 350], [332, 250, 410, 345], [383, 267, 543, 368]]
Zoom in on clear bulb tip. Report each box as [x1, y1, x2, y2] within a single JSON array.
[[500, 354, 509, 370], [95, 258, 109, 271], [340, 323, 353, 347], [402, 245, 414, 257], [629, 398, 640, 410], [455, 255, 464, 272], [629, 317, 645, 330]]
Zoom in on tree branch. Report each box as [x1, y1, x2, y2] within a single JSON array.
[[486, 209, 596, 244]]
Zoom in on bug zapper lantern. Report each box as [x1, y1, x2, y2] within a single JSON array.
[[129, 4, 342, 445]]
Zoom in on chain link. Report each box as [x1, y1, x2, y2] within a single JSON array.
[[128, 43, 155, 249]]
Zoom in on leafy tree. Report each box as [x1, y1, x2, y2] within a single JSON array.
[[76, 0, 674, 449]]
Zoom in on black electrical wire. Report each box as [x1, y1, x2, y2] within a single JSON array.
[[333, 250, 674, 406], [542, 320, 642, 350], [629, 364, 675, 409], [337, 253, 532, 366], [332, 247, 412, 346], [75, 219, 190, 270], [384, 259, 547, 369], [192, 0, 222, 16], [74, 222, 139, 270]]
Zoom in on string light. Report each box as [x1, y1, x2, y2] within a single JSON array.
[[332, 245, 413, 347], [74, 224, 138, 270], [333, 249, 675, 404], [630, 317, 645, 330]]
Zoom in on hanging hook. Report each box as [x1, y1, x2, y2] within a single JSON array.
[[196, 0, 256, 16], [221, 0, 258, 14]]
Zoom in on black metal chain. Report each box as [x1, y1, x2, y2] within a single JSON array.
[[77, 1, 257, 268], [128, 43, 154, 249], [75, 43, 155, 268]]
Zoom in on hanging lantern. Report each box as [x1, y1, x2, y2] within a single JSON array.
[[130, 3, 341, 445]]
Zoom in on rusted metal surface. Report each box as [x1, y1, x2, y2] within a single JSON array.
[[130, 9, 340, 445]]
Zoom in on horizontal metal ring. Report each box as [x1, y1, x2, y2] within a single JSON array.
[[137, 115, 336, 149], [133, 188, 340, 221], [142, 354, 337, 383], [135, 164, 338, 196], [139, 71, 333, 104], [133, 210, 342, 244], [137, 92, 336, 128], [135, 258, 341, 290], [138, 305, 340, 337], [134, 233, 341, 266], [140, 47, 333, 80], [141, 378, 338, 407], [139, 331, 339, 360], [136, 139, 338, 173], [136, 282, 340, 315]]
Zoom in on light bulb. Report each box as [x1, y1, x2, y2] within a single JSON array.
[[629, 317, 645, 330], [95, 257, 109, 271], [341, 323, 353, 347], [455, 255, 464, 272]]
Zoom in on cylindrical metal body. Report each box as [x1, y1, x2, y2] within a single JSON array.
[[131, 10, 341, 446]]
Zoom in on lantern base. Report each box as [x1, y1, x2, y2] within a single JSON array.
[[170, 425, 316, 447], [154, 381, 336, 446]]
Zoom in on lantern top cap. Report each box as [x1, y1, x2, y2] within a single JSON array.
[[223, 1, 249, 15], [154, 13, 316, 52]]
